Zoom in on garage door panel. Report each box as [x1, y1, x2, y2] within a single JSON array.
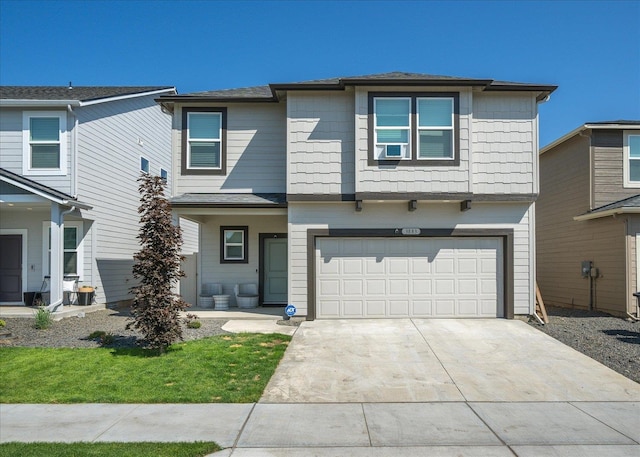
[[316, 237, 501, 318]]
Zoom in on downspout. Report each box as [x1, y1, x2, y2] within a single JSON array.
[[47, 205, 77, 312], [67, 105, 78, 197]]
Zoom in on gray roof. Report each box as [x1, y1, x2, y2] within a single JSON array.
[[590, 194, 640, 213], [158, 71, 556, 103], [0, 168, 91, 208], [585, 120, 640, 126], [1, 86, 174, 102], [170, 193, 287, 207]]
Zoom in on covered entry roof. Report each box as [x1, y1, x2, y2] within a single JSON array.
[[0, 168, 92, 209]]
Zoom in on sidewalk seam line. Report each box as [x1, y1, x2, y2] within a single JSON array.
[[569, 401, 640, 445], [91, 404, 141, 442], [466, 402, 509, 447], [230, 402, 256, 450], [361, 402, 372, 447]]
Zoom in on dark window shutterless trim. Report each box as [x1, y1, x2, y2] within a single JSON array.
[[368, 92, 460, 167], [220, 226, 248, 264], [181, 107, 227, 176], [306, 228, 514, 321]]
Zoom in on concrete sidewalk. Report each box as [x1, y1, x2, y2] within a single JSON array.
[[2, 401, 639, 455], [2, 319, 639, 456]]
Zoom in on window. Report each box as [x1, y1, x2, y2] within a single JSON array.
[[220, 226, 248, 263], [42, 221, 83, 279], [23, 111, 67, 175], [417, 98, 454, 159], [160, 168, 168, 182], [624, 132, 640, 188], [140, 157, 149, 174], [368, 93, 459, 166], [182, 108, 227, 175], [374, 98, 411, 159]]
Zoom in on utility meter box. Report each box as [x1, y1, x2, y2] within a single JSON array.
[[581, 261, 592, 278]]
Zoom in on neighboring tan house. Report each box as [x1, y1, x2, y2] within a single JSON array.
[[537, 121, 640, 318], [158, 72, 556, 320], [0, 85, 176, 311]]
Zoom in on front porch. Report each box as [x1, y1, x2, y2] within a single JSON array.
[[0, 303, 106, 320]]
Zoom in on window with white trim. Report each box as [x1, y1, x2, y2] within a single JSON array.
[[181, 108, 227, 175], [220, 226, 248, 263], [42, 221, 84, 279], [369, 93, 459, 165], [417, 98, 454, 159], [23, 111, 67, 175], [624, 132, 640, 188], [160, 168, 168, 182], [374, 98, 411, 160], [140, 157, 149, 174]]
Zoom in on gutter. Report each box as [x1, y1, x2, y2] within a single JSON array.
[[67, 105, 78, 197], [574, 207, 640, 221]]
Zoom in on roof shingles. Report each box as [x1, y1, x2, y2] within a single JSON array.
[[0, 86, 174, 102]]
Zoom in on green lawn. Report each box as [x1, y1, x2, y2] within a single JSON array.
[[0, 333, 290, 403], [0, 442, 221, 457]]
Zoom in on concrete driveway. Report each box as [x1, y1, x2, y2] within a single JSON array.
[[261, 318, 640, 403]]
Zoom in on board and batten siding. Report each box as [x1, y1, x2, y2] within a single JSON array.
[[198, 214, 287, 304], [537, 134, 628, 316], [288, 201, 534, 317], [626, 216, 640, 315], [591, 130, 639, 209], [0, 108, 72, 195], [354, 87, 471, 194], [75, 94, 173, 304], [173, 103, 286, 195], [471, 93, 537, 195], [287, 91, 355, 195]]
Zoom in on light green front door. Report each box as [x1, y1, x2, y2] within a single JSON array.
[[264, 238, 288, 304]]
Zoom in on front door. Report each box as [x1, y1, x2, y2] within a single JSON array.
[[0, 234, 23, 302], [263, 237, 288, 304]]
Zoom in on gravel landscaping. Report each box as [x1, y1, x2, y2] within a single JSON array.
[[1, 306, 638, 384], [526, 306, 640, 384]]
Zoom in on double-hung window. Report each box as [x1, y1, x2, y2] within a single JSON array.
[[220, 226, 248, 263], [417, 98, 454, 160], [374, 98, 411, 159], [624, 131, 640, 188], [43, 221, 83, 278], [182, 108, 227, 175], [23, 111, 67, 175], [369, 93, 458, 165]]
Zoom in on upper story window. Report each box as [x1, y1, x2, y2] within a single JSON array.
[[368, 93, 459, 166], [181, 107, 227, 175], [140, 157, 150, 174], [23, 111, 67, 175], [624, 131, 640, 188], [160, 168, 168, 182]]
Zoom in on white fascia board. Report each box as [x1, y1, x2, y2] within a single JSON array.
[[0, 100, 80, 107], [574, 207, 640, 221], [0, 176, 92, 210], [78, 88, 177, 106], [541, 123, 640, 155], [540, 124, 586, 155]]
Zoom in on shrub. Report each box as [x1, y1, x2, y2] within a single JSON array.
[[128, 174, 189, 351], [187, 320, 202, 329], [88, 330, 115, 346], [0, 319, 6, 328], [34, 307, 53, 329]]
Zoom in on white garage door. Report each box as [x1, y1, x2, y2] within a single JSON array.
[[316, 237, 503, 318]]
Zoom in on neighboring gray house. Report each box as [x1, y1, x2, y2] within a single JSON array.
[[158, 72, 556, 319], [0, 86, 176, 310], [537, 121, 640, 318]]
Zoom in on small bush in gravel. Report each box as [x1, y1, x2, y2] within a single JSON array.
[[187, 320, 202, 329], [0, 319, 6, 328], [34, 307, 53, 330], [88, 330, 115, 346]]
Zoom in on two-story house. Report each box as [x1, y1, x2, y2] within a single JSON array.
[[158, 72, 556, 320], [0, 86, 176, 311], [537, 121, 640, 318]]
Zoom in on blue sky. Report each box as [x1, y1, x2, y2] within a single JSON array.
[[1, 0, 638, 146]]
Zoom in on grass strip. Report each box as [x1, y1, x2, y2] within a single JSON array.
[[0, 333, 290, 403], [0, 442, 221, 457]]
